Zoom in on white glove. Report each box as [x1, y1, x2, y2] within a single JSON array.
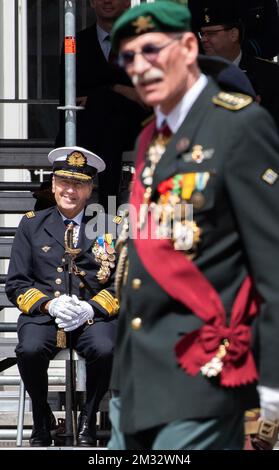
[[257, 385, 279, 421], [56, 298, 94, 332], [49, 294, 79, 322]]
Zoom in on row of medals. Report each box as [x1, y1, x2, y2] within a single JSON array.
[[92, 238, 116, 284], [139, 132, 201, 256]]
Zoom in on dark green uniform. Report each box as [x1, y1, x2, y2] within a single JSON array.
[[111, 78, 279, 436]]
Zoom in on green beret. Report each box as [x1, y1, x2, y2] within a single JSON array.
[[111, 0, 191, 51]]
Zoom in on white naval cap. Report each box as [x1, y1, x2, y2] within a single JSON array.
[[48, 146, 106, 182]]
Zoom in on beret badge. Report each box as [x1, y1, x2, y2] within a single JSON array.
[[132, 16, 155, 34]]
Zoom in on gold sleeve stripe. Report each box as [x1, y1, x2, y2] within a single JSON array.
[[92, 289, 119, 316], [17, 288, 48, 314]]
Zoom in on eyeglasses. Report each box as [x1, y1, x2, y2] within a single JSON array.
[[198, 28, 232, 39], [118, 37, 181, 68]]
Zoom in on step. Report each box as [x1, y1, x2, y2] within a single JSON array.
[[0, 411, 64, 427]]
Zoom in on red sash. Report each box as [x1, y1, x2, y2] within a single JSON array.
[[130, 122, 259, 387]]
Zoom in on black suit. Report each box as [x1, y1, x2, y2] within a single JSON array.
[[111, 79, 279, 441], [6, 206, 118, 436], [189, 0, 279, 59], [240, 52, 279, 129], [57, 24, 150, 210]]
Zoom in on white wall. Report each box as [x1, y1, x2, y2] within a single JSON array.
[[0, 0, 29, 330]]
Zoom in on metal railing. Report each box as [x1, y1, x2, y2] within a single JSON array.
[[0, 0, 93, 141]]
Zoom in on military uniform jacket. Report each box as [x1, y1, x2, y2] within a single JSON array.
[[111, 79, 279, 434], [5, 206, 119, 330], [240, 53, 279, 128]]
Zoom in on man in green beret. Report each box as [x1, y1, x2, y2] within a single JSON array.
[[108, 0, 279, 450]]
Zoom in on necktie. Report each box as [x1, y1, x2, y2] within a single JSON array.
[[105, 34, 118, 66], [156, 120, 172, 138], [64, 219, 77, 226], [64, 219, 78, 247]]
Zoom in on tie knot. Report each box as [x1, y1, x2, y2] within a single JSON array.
[[156, 121, 172, 138], [64, 219, 77, 226]]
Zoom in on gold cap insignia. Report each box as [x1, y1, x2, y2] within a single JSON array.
[[262, 168, 278, 185], [205, 14, 210, 23], [42, 246, 51, 253], [132, 16, 155, 34], [66, 151, 86, 167]]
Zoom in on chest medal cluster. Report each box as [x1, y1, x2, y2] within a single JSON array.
[[92, 234, 116, 284], [139, 130, 210, 257], [139, 130, 172, 230], [153, 173, 210, 256]]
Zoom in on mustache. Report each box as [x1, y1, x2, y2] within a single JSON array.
[[131, 68, 164, 86]]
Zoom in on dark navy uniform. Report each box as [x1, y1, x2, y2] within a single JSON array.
[[6, 206, 119, 443]]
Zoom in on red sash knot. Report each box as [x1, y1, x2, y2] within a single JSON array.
[[175, 277, 260, 387]]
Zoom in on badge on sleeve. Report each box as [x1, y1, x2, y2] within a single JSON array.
[[261, 168, 278, 185], [42, 246, 51, 253]]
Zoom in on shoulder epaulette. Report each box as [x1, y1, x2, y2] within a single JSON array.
[[212, 92, 253, 111], [113, 215, 123, 225], [141, 113, 155, 127], [25, 211, 36, 219]]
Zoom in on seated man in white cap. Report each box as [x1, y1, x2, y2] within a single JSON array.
[[6, 146, 119, 447]]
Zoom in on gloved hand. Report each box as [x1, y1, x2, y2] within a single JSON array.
[[48, 294, 79, 322], [55, 297, 94, 332]]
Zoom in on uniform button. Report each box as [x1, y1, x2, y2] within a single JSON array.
[[54, 291, 61, 297], [55, 278, 62, 285], [80, 271, 86, 277], [79, 282, 85, 288], [132, 278, 141, 289], [131, 317, 142, 330], [57, 266, 63, 273], [61, 257, 66, 263]]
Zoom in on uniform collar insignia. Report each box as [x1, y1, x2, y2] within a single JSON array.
[[42, 245, 51, 252], [113, 215, 123, 225]]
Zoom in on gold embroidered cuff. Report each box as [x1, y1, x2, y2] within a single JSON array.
[[92, 289, 119, 316], [17, 288, 48, 314]]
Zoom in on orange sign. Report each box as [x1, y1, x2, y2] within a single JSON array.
[[65, 36, 76, 54]]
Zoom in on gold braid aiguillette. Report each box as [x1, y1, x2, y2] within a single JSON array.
[[56, 329, 67, 348]]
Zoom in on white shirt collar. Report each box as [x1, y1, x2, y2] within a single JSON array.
[[155, 73, 208, 133], [96, 24, 109, 43], [59, 209, 84, 226], [233, 51, 242, 67]]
